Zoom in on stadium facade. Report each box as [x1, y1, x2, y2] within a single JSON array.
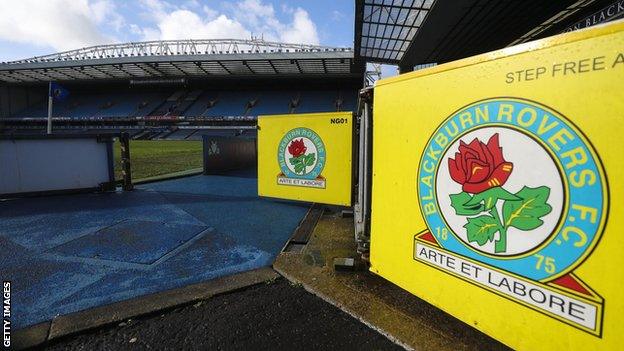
[[1, 1, 621, 137]]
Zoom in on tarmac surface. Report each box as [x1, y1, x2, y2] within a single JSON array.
[[44, 278, 403, 351], [1, 173, 309, 329]]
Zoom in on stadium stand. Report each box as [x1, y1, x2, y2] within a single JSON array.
[[8, 91, 171, 119], [6, 88, 355, 123], [291, 90, 338, 113], [15, 102, 47, 118], [247, 90, 295, 115], [149, 90, 188, 116], [200, 91, 253, 117], [0, 39, 364, 138], [183, 91, 220, 117]]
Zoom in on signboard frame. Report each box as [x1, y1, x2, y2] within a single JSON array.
[[368, 20, 624, 350], [257, 111, 354, 207]]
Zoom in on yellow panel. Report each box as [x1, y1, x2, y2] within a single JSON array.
[[258, 112, 352, 206], [370, 21, 624, 350]]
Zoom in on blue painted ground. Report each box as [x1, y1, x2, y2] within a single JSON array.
[[0, 174, 309, 329]]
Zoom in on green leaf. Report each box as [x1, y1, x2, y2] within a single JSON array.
[[304, 153, 316, 167], [464, 187, 521, 210], [464, 215, 500, 246], [294, 162, 305, 174], [502, 186, 552, 231], [289, 156, 302, 166], [449, 192, 484, 215], [289, 156, 306, 174]]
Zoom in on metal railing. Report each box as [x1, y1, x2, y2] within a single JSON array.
[[4, 39, 353, 64]]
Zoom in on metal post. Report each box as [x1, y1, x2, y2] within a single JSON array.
[[120, 132, 133, 191], [354, 87, 373, 255], [47, 81, 53, 134]]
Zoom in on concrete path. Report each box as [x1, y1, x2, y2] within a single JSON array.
[[274, 208, 511, 351]]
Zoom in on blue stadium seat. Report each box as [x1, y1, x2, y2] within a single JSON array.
[[247, 91, 294, 116], [9, 88, 355, 120], [202, 91, 252, 117], [92, 92, 167, 118], [337, 89, 358, 112], [182, 91, 220, 117], [293, 90, 339, 113], [14, 103, 47, 118]]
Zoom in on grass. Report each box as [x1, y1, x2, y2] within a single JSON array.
[[113, 140, 203, 180]]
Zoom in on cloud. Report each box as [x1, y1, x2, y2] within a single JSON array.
[[202, 5, 218, 19], [138, 0, 172, 20], [182, 0, 201, 10], [0, 0, 322, 59], [231, 0, 277, 28], [280, 8, 319, 45], [139, 0, 320, 45], [230, 0, 319, 44], [91, 0, 125, 30], [0, 0, 119, 52], [148, 10, 250, 41], [331, 10, 345, 21]]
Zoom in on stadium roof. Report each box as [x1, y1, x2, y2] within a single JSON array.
[[355, 0, 613, 71], [0, 39, 360, 83], [355, 0, 435, 63]]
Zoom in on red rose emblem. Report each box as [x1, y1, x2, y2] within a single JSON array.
[[288, 138, 307, 157], [448, 133, 513, 194]]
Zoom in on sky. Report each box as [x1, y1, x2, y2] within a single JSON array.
[[0, 0, 397, 78], [0, 0, 354, 60]]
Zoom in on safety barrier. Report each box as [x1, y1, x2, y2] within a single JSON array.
[[0, 133, 116, 197]]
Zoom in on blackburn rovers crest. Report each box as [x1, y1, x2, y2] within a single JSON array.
[[415, 98, 608, 336], [277, 127, 326, 188]]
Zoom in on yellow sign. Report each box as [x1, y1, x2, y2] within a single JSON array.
[[370, 21, 624, 350], [258, 112, 352, 206]]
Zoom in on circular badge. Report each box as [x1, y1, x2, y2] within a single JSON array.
[[278, 127, 326, 179], [417, 98, 607, 281]]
